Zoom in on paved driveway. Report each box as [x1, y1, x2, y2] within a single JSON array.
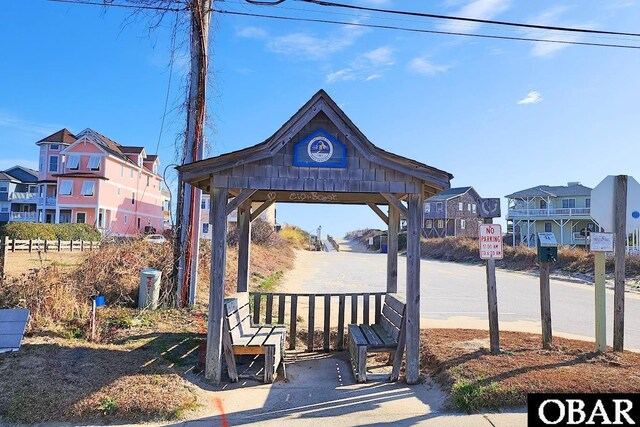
[[280, 246, 640, 350]]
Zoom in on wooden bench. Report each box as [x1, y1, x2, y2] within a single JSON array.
[[348, 293, 406, 383], [0, 309, 30, 353], [222, 293, 285, 383]]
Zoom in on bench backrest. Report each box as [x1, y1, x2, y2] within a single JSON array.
[[379, 294, 406, 342], [223, 293, 252, 344], [0, 309, 30, 353]]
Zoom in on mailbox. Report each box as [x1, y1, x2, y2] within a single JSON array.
[[537, 232, 558, 263]]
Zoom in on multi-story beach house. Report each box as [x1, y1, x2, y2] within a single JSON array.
[[505, 182, 596, 247], [0, 166, 39, 224], [423, 186, 483, 238], [35, 128, 164, 236]]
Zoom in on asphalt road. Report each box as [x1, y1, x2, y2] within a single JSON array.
[[281, 245, 640, 350]]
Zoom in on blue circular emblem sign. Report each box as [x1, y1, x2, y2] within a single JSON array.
[[632, 211, 640, 219], [307, 136, 333, 163]]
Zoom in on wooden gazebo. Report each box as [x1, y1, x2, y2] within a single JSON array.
[[177, 90, 453, 385]]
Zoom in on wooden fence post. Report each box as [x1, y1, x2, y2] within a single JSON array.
[[0, 236, 7, 277], [11, 238, 15, 253], [57, 238, 61, 252], [540, 262, 552, 349], [28, 239, 33, 253], [613, 175, 627, 352]]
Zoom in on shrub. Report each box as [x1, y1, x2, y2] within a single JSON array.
[[3, 222, 101, 241], [279, 224, 310, 249]]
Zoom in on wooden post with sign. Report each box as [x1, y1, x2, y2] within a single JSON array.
[[479, 222, 501, 354], [613, 175, 627, 352], [539, 262, 552, 349], [591, 232, 613, 352]]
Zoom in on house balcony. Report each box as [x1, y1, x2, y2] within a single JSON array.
[[507, 208, 591, 218], [10, 212, 38, 222], [38, 196, 57, 207], [9, 192, 37, 203]]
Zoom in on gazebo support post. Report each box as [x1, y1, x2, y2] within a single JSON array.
[[405, 192, 423, 384], [237, 200, 252, 293], [387, 205, 399, 293], [205, 186, 228, 385]]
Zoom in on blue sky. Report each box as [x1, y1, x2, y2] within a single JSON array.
[[1, 0, 640, 237]]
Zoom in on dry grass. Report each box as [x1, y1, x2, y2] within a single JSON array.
[[421, 329, 640, 412], [2, 250, 86, 276], [0, 332, 199, 423]]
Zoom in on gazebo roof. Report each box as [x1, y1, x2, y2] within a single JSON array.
[[178, 89, 452, 202]]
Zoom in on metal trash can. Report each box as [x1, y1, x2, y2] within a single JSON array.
[[138, 269, 162, 310]]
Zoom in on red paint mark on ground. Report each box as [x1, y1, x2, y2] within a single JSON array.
[[213, 397, 228, 427]]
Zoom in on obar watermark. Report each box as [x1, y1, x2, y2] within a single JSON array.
[[529, 394, 639, 426]]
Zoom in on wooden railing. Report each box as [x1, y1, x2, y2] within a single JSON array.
[[327, 235, 340, 251], [1, 238, 98, 253], [250, 292, 387, 352]]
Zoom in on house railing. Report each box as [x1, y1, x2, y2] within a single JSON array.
[[37, 197, 57, 206], [9, 212, 37, 221], [508, 208, 591, 217], [9, 192, 37, 202], [249, 291, 387, 352]]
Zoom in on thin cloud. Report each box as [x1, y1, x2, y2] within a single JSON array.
[[527, 7, 596, 58], [267, 23, 367, 60], [440, 0, 511, 33], [326, 46, 395, 83], [407, 57, 450, 76], [517, 91, 542, 105], [0, 113, 61, 137], [236, 26, 268, 39]]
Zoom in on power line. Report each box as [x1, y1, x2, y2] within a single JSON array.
[[294, 0, 640, 38], [47, 0, 187, 12], [216, 9, 640, 50]]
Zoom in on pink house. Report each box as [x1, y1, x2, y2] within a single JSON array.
[[36, 128, 165, 237]]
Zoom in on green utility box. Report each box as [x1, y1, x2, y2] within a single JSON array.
[[537, 232, 558, 263]]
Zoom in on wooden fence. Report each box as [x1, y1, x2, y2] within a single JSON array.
[[250, 291, 386, 352], [0, 237, 99, 276]]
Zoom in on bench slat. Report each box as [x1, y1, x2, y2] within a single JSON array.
[[371, 324, 397, 347], [359, 324, 383, 347], [247, 326, 273, 347], [385, 293, 406, 315], [348, 324, 367, 346], [379, 314, 400, 342], [382, 304, 403, 329]]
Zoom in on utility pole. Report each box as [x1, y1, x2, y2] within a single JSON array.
[[174, 0, 212, 307]]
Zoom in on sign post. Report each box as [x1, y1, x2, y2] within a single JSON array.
[[479, 222, 503, 354], [590, 232, 613, 352]]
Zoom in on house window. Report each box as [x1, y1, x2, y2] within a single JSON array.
[[50, 144, 59, 150], [424, 203, 430, 213], [76, 212, 86, 224], [81, 181, 95, 196], [0, 205, 8, 213], [137, 218, 141, 229], [40, 155, 45, 171], [0, 183, 7, 192], [437, 219, 444, 229], [586, 198, 591, 208], [472, 204, 476, 214], [540, 199, 547, 209], [458, 202, 463, 211], [203, 223, 210, 234], [88, 155, 100, 171], [49, 155, 59, 172], [130, 167, 134, 178], [59, 180, 73, 196], [146, 176, 150, 187], [467, 203, 472, 211], [461, 219, 466, 229], [66, 155, 80, 170], [124, 215, 128, 224], [138, 156, 142, 168], [544, 222, 552, 233], [120, 164, 124, 177], [425, 220, 433, 229], [436, 203, 443, 212], [562, 199, 576, 209], [201, 199, 207, 209], [132, 192, 135, 204], [117, 187, 121, 196]]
